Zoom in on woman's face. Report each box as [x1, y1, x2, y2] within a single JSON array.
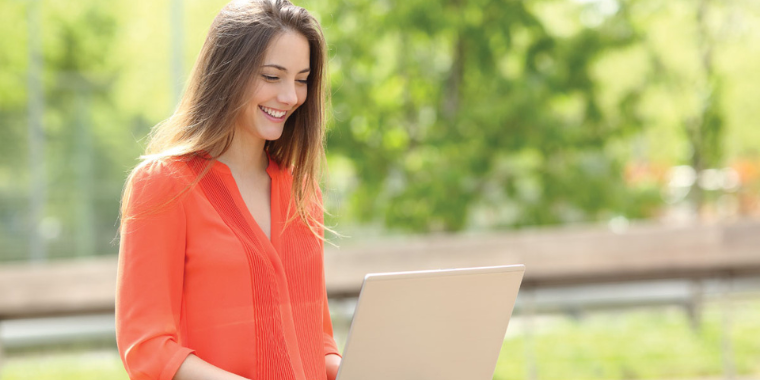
[[237, 31, 311, 142]]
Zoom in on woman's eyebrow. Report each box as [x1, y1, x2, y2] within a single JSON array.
[[262, 64, 310, 73]]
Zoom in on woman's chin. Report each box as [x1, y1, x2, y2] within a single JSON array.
[[261, 128, 285, 141]]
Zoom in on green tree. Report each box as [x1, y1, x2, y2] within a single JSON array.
[[0, 0, 124, 260], [314, 0, 657, 232]]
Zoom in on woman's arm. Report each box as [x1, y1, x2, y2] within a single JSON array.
[[316, 187, 343, 380], [173, 354, 251, 380], [117, 162, 196, 380], [325, 353, 342, 380]]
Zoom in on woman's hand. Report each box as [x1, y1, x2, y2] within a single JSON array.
[[173, 354, 251, 380], [325, 353, 342, 380]]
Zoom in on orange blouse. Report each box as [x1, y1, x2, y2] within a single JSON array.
[[115, 155, 340, 380]]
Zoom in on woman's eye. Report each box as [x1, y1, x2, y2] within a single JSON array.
[[262, 75, 278, 81], [297, 79, 308, 84]]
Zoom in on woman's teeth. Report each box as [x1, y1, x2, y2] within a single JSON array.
[[260, 106, 286, 118]]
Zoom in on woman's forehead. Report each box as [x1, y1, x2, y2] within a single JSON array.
[[262, 31, 310, 72]]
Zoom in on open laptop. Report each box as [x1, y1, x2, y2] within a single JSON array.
[[335, 264, 525, 380]]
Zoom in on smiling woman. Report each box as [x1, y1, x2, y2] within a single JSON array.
[[115, 1, 341, 380], [237, 32, 311, 147]]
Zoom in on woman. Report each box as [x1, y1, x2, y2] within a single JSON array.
[[115, 1, 342, 379]]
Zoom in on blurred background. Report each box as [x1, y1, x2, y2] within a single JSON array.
[[1, 0, 759, 379]]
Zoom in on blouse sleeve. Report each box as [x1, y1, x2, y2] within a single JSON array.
[[115, 161, 195, 380], [317, 186, 342, 358], [322, 286, 341, 357]]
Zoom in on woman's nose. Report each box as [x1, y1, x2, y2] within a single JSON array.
[[277, 82, 298, 106]]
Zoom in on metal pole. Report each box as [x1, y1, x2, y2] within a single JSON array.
[[688, 279, 704, 330], [74, 83, 95, 257], [720, 277, 736, 380], [170, 0, 184, 106], [523, 289, 538, 380], [27, 0, 46, 262]]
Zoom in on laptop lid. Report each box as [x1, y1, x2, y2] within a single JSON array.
[[335, 264, 525, 380]]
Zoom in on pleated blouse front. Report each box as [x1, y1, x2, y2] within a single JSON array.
[[116, 155, 340, 380]]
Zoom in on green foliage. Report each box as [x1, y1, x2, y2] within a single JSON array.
[[314, 0, 658, 232], [493, 301, 760, 380], [0, 0, 128, 260], [1, 0, 759, 258], [3, 300, 760, 379]]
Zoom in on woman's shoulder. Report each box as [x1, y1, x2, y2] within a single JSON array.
[[129, 156, 196, 190], [124, 157, 200, 216], [120, 157, 199, 232]]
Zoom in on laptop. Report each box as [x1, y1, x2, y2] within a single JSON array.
[[335, 264, 525, 380]]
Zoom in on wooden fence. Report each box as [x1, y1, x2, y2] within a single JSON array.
[[1, 219, 759, 319]]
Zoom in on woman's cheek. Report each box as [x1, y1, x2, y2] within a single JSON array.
[[299, 87, 308, 105]]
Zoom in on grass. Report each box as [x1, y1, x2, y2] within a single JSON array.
[[1, 298, 759, 380], [493, 298, 760, 380], [0, 349, 128, 380]]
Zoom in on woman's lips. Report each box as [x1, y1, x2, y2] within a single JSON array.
[[259, 106, 287, 122]]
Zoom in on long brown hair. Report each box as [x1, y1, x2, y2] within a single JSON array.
[[120, 0, 329, 237]]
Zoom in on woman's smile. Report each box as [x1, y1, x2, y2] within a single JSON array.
[[259, 105, 287, 121]]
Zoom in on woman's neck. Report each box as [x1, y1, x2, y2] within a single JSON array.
[[217, 130, 268, 176]]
